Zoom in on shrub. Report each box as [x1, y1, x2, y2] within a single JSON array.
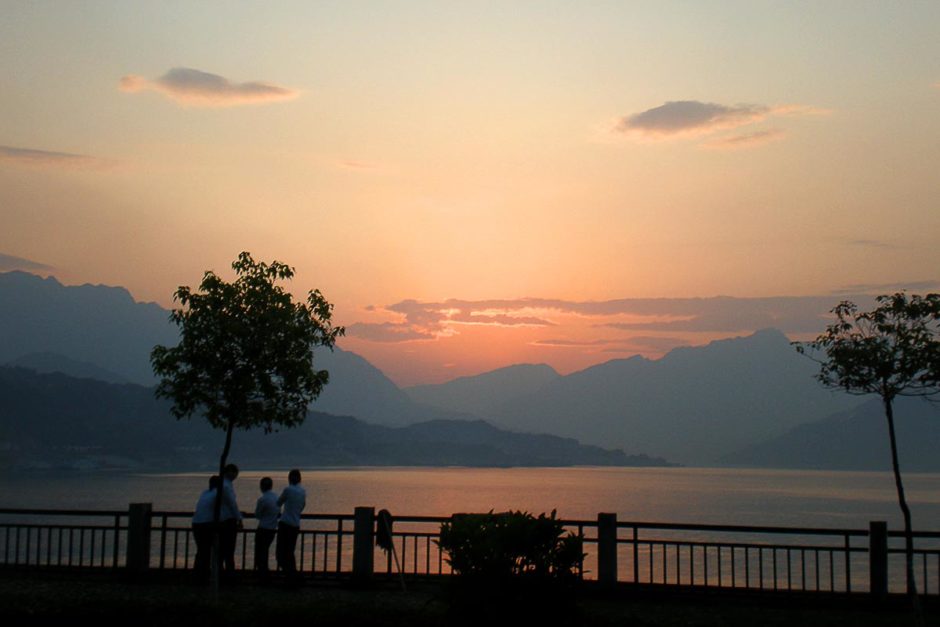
[[437, 510, 584, 582]]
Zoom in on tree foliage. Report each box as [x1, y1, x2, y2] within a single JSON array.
[[796, 293, 940, 401], [151, 252, 344, 435]]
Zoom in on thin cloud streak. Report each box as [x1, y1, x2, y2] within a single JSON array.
[[702, 129, 785, 150], [119, 67, 299, 107], [0, 253, 53, 273], [0, 145, 112, 170]]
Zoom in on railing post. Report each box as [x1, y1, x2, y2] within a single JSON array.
[[352, 507, 375, 584], [597, 512, 618, 585], [869, 521, 888, 602], [126, 503, 152, 576]]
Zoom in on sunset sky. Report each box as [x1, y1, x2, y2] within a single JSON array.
[[2, 1, 939, 385]]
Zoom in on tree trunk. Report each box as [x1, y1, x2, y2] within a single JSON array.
[[883, 397, 918, 602], [210, 420, 235, 597]]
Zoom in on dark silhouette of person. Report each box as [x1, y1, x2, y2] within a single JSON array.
[[275, 469, 305, 582], [254, 476, 279, 578], [220, 463, 243, 577], [191, 475, 220, 582]]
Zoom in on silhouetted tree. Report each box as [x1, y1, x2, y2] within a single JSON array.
[[796, 292, 940, 599], [151, 252, 343, 587]]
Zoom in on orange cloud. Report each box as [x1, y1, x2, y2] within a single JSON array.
[[119, 67, 298, 107]]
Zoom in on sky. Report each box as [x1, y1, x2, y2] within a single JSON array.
[[1, 1, 939, 386]]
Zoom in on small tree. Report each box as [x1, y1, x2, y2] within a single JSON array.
[[151, 252, 343, 584], [795, 292, 940, 598]]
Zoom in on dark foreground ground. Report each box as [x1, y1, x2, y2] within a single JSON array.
[[1, 571, 938, 627]]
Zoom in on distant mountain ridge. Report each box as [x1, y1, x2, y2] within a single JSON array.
[[412, 329, 862, 465], [0, 367, 673, 470], [404, 363, 560, 417], [721, 397, 940, 471]]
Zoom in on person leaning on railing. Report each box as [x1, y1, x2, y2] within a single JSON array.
[[254, 476, 279, 578]]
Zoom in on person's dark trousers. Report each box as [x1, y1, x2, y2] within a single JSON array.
[[276, 521, 300, 579], [255, 528, 277, 576], [192, 522, 215, 582], [220, 518, 238, 577]]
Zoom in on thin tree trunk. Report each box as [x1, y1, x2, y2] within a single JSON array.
[[211, 420, 235, 598], [884, 397, 919, 608]]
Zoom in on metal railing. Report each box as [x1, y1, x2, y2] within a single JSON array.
[[2, 506, 938, 597]]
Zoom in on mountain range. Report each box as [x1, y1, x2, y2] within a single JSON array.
[[0, 367, 670, 470], [6, 269, 939, 470]]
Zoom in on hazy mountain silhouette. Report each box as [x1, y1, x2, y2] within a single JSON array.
[[0, 367, 673, 470], [0, 270, 470, 426], [0, 271, 177, 385], [721, 396, 940, 471], [480, 329, 861, 465], [404, 363, 560, 417], [6, 351, 129, 384]]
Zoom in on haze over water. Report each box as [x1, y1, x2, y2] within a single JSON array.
[[6, 466, 940, 530]]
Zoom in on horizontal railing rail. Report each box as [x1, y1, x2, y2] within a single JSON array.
[[2, 507, 938, 596]]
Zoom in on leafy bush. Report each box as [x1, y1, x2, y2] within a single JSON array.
[[437, 510, 584, 582]]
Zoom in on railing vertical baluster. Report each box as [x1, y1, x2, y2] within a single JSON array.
[[174, 530, 180, 569], [413, 534, 418, 574], [759, 548, 764, 590], [185, 529, 191, 568], [302, 532, 308, 573], [801, 549, 806, 591], [745, 546, 750, 589], [675, 543, 680, 585], [662, 542, 667, 584], [426, 536, 431, 575], [731, 546, 736, 588], [648, 542, 653, 583], [718, 545, 722, 587], [113, 514, 120, 569], [68, 528, 73, 567], [89, 528, 96, 567], [704, 545, 709, 587], [772, 548, 777, 590], [843, 534, 850, 593], [632, 526, 639, 584], [79, 528, 85, 567], [324, 531, 330, 573], [814, 549, 820, 591], [786, 549, 791, 590], [922, 552, 928, 593], [58, 527, 64, 566], [25, 527, 31, 566], [159, 515, 167, 569], [690, 544, 695, 586], [829, 550, 835, 591], [336, 519, 343, 574]]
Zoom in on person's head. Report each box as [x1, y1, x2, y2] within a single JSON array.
[[223, 463, 239, 481], [208, 475, 220, 490], [288, 469, 301, 485], [260, 476, 273, 493]]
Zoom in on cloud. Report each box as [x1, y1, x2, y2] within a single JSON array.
[[612, 100, 827, 146], [345, 322, 437, 343], [353, 294, 878, 342], [702, 129, 785, 150], [119, 67, 299, 107], [615, 101, 770, 139], [0, 145, 112, 170], [0, 252, 53, 273]]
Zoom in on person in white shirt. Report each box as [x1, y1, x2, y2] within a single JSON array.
[[191, 475, 220, 582], [220, 463, 243, 577], [275, 469, 306, 580], [254, 476, 279, 577]]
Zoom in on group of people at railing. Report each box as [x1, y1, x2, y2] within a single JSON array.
[[191, 463, 306, 583]]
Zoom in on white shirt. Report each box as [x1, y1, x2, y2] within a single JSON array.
[[277, 483, 306, 528], [192, 488, 217, 524], [255, 490, 279, 530], [220, 478, 243, 522]]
